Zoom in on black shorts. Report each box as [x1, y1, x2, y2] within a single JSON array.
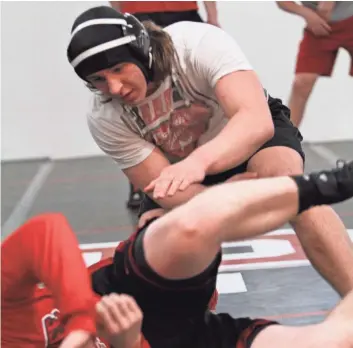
[[139, 96, 305, 216], [92, 227, 278, 348]]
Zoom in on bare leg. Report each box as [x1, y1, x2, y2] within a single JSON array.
[[252, 290, 353, 348], [292, 206, 353, 296], [288, 73, 318, 127], [144, 161, 353, 280], [247, 147, 353, 297], [145, 177, 301, 279]]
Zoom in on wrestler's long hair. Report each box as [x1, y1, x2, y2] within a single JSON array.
[[87, 20, 178, 102], [143, 20, 177, 85]]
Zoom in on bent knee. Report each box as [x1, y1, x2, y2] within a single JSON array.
[[248, 147, 304, 178], [143, 216, 219, 279]]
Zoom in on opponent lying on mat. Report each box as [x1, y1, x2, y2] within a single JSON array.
[[2, 161, 353, 348]]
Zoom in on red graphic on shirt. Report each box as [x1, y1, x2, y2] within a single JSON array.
[[137, 85, 212, 158]]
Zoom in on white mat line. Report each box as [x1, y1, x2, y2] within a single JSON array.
[[2, 161, 54, 238]]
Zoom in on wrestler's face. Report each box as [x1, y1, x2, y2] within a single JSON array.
[[86, 62, 148, 104]]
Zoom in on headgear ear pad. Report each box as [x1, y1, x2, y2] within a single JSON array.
[[67, 6, 153, 81]]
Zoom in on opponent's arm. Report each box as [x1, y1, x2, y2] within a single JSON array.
[[1, 213, 97, 336]]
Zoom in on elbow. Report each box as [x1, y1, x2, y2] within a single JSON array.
[[264, 119, 275, 141], [256, 116, 275, 146]]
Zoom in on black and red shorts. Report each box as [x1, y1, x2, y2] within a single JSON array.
[[91, 227, 278, 348]]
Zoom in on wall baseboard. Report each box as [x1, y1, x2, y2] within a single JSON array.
[[1, 157, 51, 165]]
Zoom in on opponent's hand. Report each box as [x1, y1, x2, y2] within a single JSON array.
[[138, 208, 166, 228], [59, 330, 95, 348], [144, 159, 206, 199], [96, 294, 143, 348], [304, 9, 331, 36]]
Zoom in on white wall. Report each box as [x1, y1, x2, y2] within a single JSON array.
[[1, 1, 352, 161], [1, 1, 109, 161], [199, 1, 352, 143]]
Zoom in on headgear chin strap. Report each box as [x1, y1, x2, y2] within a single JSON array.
[[67, 6, 153, 82]]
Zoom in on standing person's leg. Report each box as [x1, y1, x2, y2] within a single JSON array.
[[246, 100, 353, 296], [338, 16, 353, 76], [288, 29, 339, 127]]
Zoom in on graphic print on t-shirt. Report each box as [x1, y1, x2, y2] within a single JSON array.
[[41, 309, 65, 347], [135, 78, 213, 159], [41, 308, 107, 347]]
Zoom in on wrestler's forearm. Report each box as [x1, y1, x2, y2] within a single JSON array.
[[1, 214, 97, 335], [155, 173, 254, 210], [187, 109, 273, 175], [150, 183, 207, 210]]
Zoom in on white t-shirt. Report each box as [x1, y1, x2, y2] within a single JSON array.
[[88, 21, 253, 169]]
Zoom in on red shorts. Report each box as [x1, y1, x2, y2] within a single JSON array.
[[295, 15, 353, 76]]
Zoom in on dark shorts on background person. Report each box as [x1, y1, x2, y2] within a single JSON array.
[[295, 15, 353, 76], [134, 10, 203, 28], [139, 96, 305, 216]]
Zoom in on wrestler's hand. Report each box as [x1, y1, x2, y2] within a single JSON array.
[[138, 208, 166, 228], [59, 330, 95, 348], [144, 158, 206, 199], [96, 294, 143, 348]]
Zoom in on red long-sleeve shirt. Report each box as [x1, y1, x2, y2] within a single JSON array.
[[2, 213, 217, 348], [1, 213, 102, 347]]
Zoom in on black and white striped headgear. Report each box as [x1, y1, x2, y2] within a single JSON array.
[[67, 6, 153, 81]]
